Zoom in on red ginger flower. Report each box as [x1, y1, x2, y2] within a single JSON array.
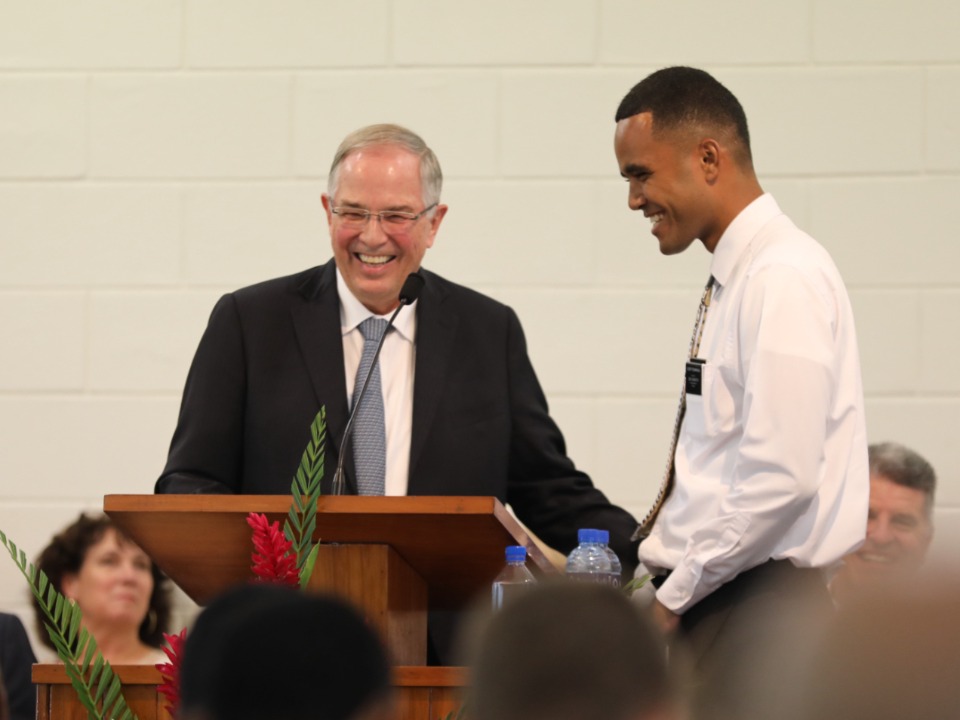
[[246, 512, 300, 586], [156, 627, 187, 716]]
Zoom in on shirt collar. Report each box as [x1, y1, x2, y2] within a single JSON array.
[[336, 267, 417, 342], [710, 193, 783, 288]]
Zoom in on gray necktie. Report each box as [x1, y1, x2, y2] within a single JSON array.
[[352, 317, 389, 496]]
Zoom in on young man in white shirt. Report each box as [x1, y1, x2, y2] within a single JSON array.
[[613, 66, 869, 719]]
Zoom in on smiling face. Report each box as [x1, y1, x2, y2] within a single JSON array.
[[614, 112, 723, 255], [845, 474, 933, 584], [322, 144, 447, 314], [61, 529, 154, 634]]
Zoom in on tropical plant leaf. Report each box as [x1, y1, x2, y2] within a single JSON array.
[[81, 630, 96, 671], [0, 528, 140, 720], [621, 573, 652, 597], [298, 542, 321, 590], [282, 406, 326, 585], [438, 705, 468, 720]]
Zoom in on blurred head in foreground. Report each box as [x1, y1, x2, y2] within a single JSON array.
[[469, 582, 683, 720], [800, 578, 960, 720], [179, 584, 393, 720]]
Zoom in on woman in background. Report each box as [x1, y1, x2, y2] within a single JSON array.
[[33, 514, 170, 664]]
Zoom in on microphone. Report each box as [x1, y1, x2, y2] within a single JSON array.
[[331, 272, 425, 495]]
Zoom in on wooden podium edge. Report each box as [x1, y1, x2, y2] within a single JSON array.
[[32, 663, 469, 686]]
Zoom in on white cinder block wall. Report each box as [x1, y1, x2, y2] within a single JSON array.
[[2, 0, 959, 656]]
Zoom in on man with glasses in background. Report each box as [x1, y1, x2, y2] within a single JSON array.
[[157, 125, 638, 660]]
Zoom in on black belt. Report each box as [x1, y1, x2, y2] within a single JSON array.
[[649, 558, 811, 591], [651, 572, 671, 589]]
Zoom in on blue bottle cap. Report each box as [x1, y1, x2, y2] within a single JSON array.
[[577, 528, 600, 543], [505, 545, 527, 563], [597, 529, 610, 544]]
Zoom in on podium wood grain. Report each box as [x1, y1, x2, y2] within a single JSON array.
[[103, 494, 554, 607], [33, 664, 468, 720]]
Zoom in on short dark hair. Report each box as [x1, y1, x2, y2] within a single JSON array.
[[179, 584, 392, 720], [32, 513, 171, 651], [470, 582, 677, 720], [616, 66, 753, 166], [869, 442, 937, 517]]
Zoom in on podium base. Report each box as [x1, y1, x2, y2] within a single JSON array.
[[33, 664, 467, 720]]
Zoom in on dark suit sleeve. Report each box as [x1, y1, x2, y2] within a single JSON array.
[[156, 294, 246, 494], [0, 613, 37, 720], [501, 308, 640, 572]]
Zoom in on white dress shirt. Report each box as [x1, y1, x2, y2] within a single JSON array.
[[640, 194, 869, 614], [337, 270, 416, 496]]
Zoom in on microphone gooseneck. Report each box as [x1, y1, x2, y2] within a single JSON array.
[[331, 272, 424, 495]]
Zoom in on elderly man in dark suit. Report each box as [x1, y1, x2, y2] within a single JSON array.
[[156, 124, 637, 589]]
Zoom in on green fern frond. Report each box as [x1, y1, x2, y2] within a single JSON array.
[[0, 529, 140, 720], [621, 573, 652, 597], [438, 705, 468, 720], [283, 406, 326, 586]]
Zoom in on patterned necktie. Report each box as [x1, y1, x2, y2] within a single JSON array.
[[352, 317, 389, 496], [633, 276, 716, 541]]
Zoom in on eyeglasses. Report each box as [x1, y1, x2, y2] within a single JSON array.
[[331, 203, 438, 231]]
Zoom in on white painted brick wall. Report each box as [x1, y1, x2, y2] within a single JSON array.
[[0, 293, 85, 390], [0, 186, 181, 285], [1, 0, 958, 644], [928, 67, 960, 171], [0, 1, 181, 70], [809, 179, 958, 285], [813, 0, 960, 63], [848, 290, 922, 395], [599, 0, 811, 66], [182, 184, 328, 284], [294, 71, 501, 178], [500, 70, 640, 178], [0, 77, 86, 178], [184, 0, 390, 68], [87, 291, 221, 391], [920, 291, 960, 394], [89, 76, 292, 178], [729, 68, 926, 175], [394, 0, 597, 66]]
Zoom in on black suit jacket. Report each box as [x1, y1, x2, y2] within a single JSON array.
[[157, 261, 637, 562], [0, 613, 37, 720]]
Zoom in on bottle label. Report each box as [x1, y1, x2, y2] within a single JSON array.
[[566, 573, 620, 587]]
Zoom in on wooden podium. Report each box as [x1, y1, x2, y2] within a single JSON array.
[[34, 495, 556, 720]]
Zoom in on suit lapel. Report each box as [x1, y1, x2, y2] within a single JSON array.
[[409, 271, 457, 489], [290, 261, 356, 493]]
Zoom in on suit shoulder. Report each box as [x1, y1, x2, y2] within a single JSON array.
[[422, 269, 513, 317], [228, 265, 327, 303]]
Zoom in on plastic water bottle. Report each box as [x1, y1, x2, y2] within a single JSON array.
[[565, 528, 615, 585], [596, 529, 623, 588], [492, 545, 536, 610]]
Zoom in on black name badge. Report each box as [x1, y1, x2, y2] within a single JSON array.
[[685, 358, 706, 396]]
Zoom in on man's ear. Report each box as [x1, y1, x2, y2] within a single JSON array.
[[699, 139, 721, 184], [424, 204, 448, 249], [321, 194, 334, 227]]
